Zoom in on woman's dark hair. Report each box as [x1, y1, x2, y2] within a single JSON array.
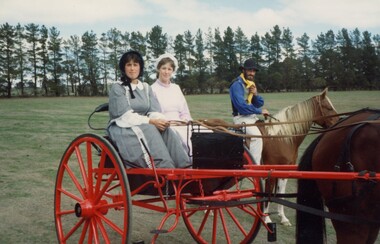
[[118, 50, 144, 98]]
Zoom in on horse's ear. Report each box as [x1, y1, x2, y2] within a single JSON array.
[[320, 87, 328, 98]]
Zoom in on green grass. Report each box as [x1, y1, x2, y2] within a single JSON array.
[[0, 90, 379, 243]]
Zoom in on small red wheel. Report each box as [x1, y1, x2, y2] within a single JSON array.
[[54, 133, 131, 243], [180, 147, 263, 243]]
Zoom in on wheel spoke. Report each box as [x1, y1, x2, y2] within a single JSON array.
[[94, 170, 118, 204], [225, 206, 248, 236], [62, 218, 85, 242], [79, 219, 90, 243], [90, 218, 100, 244], [86, 141, 94, 198], [94, 150, 118, 203], [63, 163, 86, 198], [57, 186, 82, 203], [197, 209, 211, 236], [95, 216, 111, 244], [212, 210, 218, 244], [56, 208, 75, 217], [184, 209, 197, 218], [219, 209, 232, 244], [74, 145, 90, 192], [96, 211, 124, 236]]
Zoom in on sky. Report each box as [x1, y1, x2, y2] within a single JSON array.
[[1, 0, 380, 41]]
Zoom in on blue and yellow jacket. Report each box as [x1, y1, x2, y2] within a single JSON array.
[[229, 75, 264, 116]]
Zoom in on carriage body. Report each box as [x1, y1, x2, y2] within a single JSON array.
[[54, 104, 380, 244], [54, 113, 265, 243]]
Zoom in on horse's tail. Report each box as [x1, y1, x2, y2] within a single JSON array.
[[296, 136, 326, 244]]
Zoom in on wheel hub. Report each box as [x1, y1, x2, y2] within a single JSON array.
[[74, 199, 108, 218], [74, 203, 82, 217], [74, 200, 94, 218]]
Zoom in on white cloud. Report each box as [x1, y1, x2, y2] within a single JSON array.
[[0, 0, 379, 39], [281, 0, 380, 28], [0, 0, 147, 24], [144, 0, 288, 37]]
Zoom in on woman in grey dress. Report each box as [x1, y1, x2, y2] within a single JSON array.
[[107, 51, 191, 168]]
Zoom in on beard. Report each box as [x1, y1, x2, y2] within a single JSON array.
[[244, 74, 254, 81]]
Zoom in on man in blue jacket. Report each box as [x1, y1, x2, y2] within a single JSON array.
[[229, 59, 269, 164]]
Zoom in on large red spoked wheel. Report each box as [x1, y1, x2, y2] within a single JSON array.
[[54, 133, 131, 243], [180, 148, 263, 243]]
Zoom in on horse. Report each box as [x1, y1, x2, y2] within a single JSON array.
[[194, 88, 338, 226], [260, 87, 339, 226], [296, 108, 380, 244]]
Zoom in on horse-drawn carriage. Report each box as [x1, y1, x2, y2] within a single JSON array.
[[54, 91, 380, 244]]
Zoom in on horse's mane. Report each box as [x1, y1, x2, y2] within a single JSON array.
[[264, 98, 315, 142]]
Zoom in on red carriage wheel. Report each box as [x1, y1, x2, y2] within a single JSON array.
[[54, 133, 131, 243], [180, 148, 263, 244]]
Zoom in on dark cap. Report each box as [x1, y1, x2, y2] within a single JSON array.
[[240, 59, 259, 71]]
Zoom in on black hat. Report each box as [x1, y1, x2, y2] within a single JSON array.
[[119, 50, 144, 78], [240, 59, 259, 71]]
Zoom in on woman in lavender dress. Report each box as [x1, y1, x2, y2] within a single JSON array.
[[151, 53, 193, 157]]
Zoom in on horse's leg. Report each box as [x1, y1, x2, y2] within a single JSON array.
[[263, 179, 274, 223], [263, 203, 273, 223], [277, 178, 291, 226]]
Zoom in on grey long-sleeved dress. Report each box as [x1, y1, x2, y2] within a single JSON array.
[[107, 81, 191, 168]]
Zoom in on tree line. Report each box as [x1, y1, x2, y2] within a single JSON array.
[[0, 22, 379, 98]]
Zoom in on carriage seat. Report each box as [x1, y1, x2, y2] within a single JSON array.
[[191, 131, 244, 169]]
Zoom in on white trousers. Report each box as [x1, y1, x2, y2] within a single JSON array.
[[233, 115, 263, 164]]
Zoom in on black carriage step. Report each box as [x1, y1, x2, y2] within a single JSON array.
[[267, 222, 277, 242]]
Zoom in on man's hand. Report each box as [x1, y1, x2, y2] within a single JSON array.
[[262, 108, 270, 117], [149, 118, 170, 132], [248, 85, 257, 95]]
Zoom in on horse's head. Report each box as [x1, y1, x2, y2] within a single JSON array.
[[313, 88, 339, 128]]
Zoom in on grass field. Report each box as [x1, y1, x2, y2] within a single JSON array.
[[0, 90, 379, 243]]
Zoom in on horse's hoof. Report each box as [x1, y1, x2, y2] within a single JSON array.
[[281, 221, 292, 226], [263, 217, 272, 224]]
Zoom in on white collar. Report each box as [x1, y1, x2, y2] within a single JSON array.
[[130, 80, 144, 90], [156, 79, 171, 88]]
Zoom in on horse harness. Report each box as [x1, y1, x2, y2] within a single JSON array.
[[261, 110, 380, 225], [327, 111, 380, 222]]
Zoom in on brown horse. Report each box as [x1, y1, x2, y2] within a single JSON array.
[[261, 88, 339, 225], [296, 108, 380, 244]]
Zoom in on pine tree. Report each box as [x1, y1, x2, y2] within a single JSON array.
[[0, 23, 17, 97]]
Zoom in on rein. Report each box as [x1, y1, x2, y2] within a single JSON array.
[[171, 111, 380, 139]]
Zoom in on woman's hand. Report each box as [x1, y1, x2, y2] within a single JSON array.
[[149, 118, 170, 132]]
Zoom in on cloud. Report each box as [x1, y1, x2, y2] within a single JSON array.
[[0, 0, 379, 39], [144, 0, 287, 37], [281, 0, 380, 29], [0, 0, 147, 24]]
